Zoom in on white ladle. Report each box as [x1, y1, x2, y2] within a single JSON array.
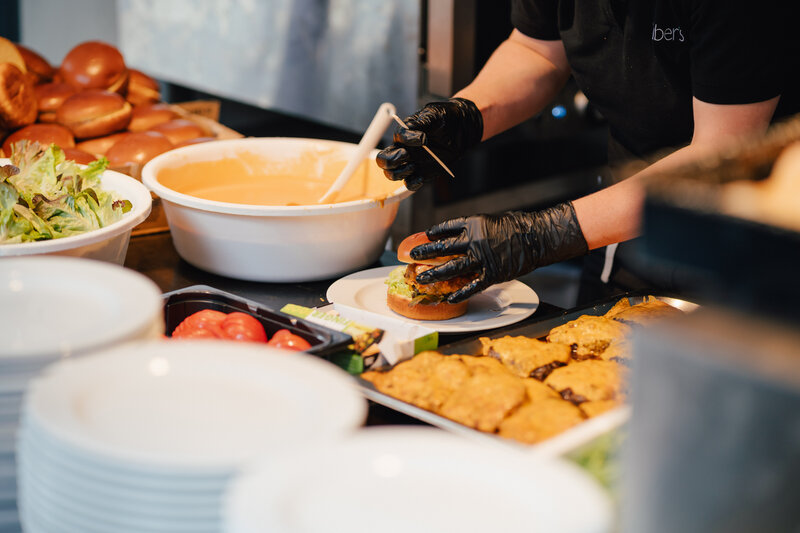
[[317, 102, 397, 204]]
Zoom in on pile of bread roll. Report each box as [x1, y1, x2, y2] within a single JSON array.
[[0, 38, 213, 169]]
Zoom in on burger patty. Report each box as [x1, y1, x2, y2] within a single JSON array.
[[404, 263, 477, 297]]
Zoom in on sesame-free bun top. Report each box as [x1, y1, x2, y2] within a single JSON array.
[[59, 41, 128, 93], [56, 89, 132, 139], [16, 43, 55, 85], [148, 118, 206, 145], [397, 232, 461, 266], [106, 130, 173, 167], [0, 63, 37, 130], [62, 147, 97, 165], [127, 103, 178, 132], [34, 82, 77, 122], [76, 131, 130, 156], [0, 36, 26, 73], [174, 136, 216, 148], [126, 68, 161, 106], [2, 123, 75, 155]]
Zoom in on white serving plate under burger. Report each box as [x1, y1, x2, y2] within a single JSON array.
[[142, 138, 413, 282], [0, 159, 152, 265]]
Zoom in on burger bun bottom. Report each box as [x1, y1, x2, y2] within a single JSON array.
[[386, 292, 468, 321]]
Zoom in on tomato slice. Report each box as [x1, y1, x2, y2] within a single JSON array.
[[266, 329, 312, 351], [220, 312, 268, 342], [172, 309, 227, 339]]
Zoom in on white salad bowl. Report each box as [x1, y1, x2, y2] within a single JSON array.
[[142, 137, 412, 282], [0, 160, 152, 265]]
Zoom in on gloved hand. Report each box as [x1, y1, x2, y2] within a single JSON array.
[[375, 97, 483, 191], [411, 202, 589, 303]]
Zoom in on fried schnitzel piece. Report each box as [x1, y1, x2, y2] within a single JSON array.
[[458, 354, 514, 376], [598, 339, 632, 364], [521, 377, 562, 402], [404, 263, 478, 298], [479, 336, 572, 380], [361, 351, 470, 411], [498, 399, 585, 444], [611, 296, 683, 326], [579, 399, 622, 418], [438, 370, 526, 432], [604, 297, 632, 318], [546, 315, 632, 359], [545, 360, 628, 404]]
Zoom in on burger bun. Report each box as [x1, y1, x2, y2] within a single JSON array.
[[106, 130, 173, 167], [62, 147, 97, 165], [386, 291, 468, 321], [57, 90, 132, 139], [127, 103, 177, 132], [76, 131, 130, 156], [34, 82, 77, 122], [0, 63, 37, 130], [397, 231, 460, 266], [126, 69, 161, 106], [2, 123, 75, 155], [148, 118, 206, 145], [59, 41, 128, 93], [16, 44, 55, 85]]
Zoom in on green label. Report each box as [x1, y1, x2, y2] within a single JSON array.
[[414, 332, 439, 354]]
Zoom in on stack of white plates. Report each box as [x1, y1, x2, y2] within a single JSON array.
[[16, 340, 367, 533], [225, 427, 614, 533], [0, 257, 164, 532]]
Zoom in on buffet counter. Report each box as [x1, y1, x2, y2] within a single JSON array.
[[124, 231, 565, 329], [123, 231, 567, 426]]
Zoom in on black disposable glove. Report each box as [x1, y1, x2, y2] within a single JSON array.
[[375, 97, 483, 191], [411, 202, 589, 303]]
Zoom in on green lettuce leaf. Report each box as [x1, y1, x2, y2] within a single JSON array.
[[0, 142, 128, 244], [384, 266, 414, 298]]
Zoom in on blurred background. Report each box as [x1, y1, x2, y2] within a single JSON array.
[[6, 0, 609, 232]]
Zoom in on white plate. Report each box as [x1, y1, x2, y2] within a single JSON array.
[[17, 429, 225, 499], [18, 460, 219, 532], [225, 426, 612, 533], [0, 257, 163, 359], [23, 340, 366, 474], [326, 266, 539, 333]]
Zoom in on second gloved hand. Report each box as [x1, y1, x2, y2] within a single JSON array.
[[375, 97, 483, 191], [411, 203, 589, 303]]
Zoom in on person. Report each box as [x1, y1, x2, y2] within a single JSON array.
[[376, 0, 799, 304]]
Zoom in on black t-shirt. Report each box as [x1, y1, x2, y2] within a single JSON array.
[[511, 0, 800, 164]]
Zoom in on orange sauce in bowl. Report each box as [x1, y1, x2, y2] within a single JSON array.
[[156, 150, 399, 206]]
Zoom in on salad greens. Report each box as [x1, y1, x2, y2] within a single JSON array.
[[0, 142, 131, 243], [385, 266, 414, 298], [384, 265, 446, 304], [567, 427, 626, 502]]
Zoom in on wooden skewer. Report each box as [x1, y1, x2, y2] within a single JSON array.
[[391, 113, 455, 178]]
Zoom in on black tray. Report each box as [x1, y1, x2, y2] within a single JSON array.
[[162, 285, 351, 358]]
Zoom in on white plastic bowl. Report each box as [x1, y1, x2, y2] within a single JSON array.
[[141, 138, 412, 282], [0, 160, 153, 265]]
